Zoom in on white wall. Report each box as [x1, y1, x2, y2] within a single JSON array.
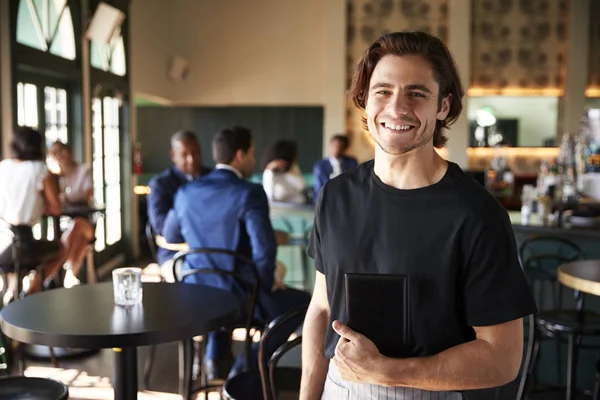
[[170, 0, 327, 106], [130, 0, 176, 103], [467, 97, 559, 147]]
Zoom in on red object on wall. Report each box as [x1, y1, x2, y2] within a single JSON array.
[[132, 142, 143, 175]]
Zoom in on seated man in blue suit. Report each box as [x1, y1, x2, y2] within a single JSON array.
[[147, 130, 211, 265], [312, 134, 358, 202], [163, 126, 310, 384]]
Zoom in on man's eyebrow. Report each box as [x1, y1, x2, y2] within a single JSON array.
[[405, 84, 432, 94], [369, 82, 394, 91]]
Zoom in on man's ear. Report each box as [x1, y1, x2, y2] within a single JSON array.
[[234, 148, 245, 164], [437, 94, 452, 121], [170, 150, 175, 162]]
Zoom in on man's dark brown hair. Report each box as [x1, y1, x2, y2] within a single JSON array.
[[212, 126, 253, 164], [348, 31, 464, 148]]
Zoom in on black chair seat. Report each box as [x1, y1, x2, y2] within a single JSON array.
[[537, 309, 600, 334], [525, 268, 556, 282], [223, 370, 262, 400], [0, 376, 68, 400]]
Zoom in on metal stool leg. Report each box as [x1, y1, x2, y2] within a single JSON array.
[[143, 345, 157, 388], [566, 333, 580, 400], [85, 245, 97, 284]]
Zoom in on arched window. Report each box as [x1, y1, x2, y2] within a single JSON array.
[[91, 33, 126, 76], [16, 0, 76, 60]]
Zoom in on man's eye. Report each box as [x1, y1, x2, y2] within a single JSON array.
[[409, 92, 426, 98]]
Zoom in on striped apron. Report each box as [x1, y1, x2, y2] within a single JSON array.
[[321, 362, 464, 400]]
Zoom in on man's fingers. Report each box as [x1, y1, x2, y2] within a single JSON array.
[[332, 320, 363, 343]]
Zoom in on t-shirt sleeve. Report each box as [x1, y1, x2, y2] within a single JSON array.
[[34, 161, 49, 191], [307, 186, 324, 273], [464, 210, 537, 327]]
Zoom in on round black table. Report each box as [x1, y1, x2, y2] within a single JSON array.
[[0, 282, 240, 400]]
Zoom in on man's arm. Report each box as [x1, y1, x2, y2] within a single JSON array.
[[147, 178, 171, 234], [332, 318, 523, 391], [300, 271, 330, 400], [243, 185, 277, 290]]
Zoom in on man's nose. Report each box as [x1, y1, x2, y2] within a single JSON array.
[[386, 95, 409, 117]]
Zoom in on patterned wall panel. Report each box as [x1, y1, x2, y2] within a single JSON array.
[[471, 0, 569, 94], [589, 0, 600, 91], [346, 0, 449, 160]]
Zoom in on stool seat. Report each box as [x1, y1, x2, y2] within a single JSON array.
[[537, 309, 600, 335], [223, 370, 262, 400], [0, 376, 69, 400]]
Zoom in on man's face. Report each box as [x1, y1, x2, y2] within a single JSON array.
[[239, 144, 256, 178], [171, 139, 202, 176], [329, 139, 345, 159], [364, 55, 450, 156]]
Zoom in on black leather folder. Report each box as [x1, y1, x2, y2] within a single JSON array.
[[345, 273, 410, 358]]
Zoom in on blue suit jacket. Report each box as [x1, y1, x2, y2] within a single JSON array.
[[147, 166, 211, 264], [312, 156, 358, 202], [162, 168, 278, 322]]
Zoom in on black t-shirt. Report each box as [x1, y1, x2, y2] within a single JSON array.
[[308, 160, 537, 359]]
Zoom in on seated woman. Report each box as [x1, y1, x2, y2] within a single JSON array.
[[48, 141, 95, 287], [0, 127, 65, 300], [261, 140, 306, 204]]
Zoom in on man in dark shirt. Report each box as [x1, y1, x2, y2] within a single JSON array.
[[300, 31, 536, 400], [312, 135, 358, 202], [147, 130, 210, 265]]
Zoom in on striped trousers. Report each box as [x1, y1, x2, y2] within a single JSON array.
[[321, 362, 464, 400]]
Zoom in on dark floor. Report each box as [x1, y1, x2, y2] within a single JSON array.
[[21, 341, 301, 400]]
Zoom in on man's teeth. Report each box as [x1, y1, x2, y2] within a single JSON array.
[[384, 123, 412, 131]]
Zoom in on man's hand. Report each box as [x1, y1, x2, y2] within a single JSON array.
[[271, 261, 287, 292], [332, 320, 387, 386]]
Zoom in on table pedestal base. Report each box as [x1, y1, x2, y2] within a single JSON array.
[[113, 347, 137, 400]]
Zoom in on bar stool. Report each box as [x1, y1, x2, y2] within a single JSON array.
[[594, 358, 600, 400], [0, 376, 69, 399]]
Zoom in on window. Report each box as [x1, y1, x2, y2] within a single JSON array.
[[16, 82, 39, 128], [92, 96, 122, 251], [16, 0, 76, 60], [91, 34, 126, 76]]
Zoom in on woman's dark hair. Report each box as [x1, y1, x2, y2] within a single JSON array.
[[11, 127, 45, 161], [212, 126, 253, 164], [261, 140, 298, 172], [348, 31, 464, 148]]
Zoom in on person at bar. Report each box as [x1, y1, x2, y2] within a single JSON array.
[[312, 134, 358, 202], [147, 130, 211, 265], [163, 126, 310, 386], [300, 31, 536, 399], [48, 141, 95, 287], [262, 139, 306, 204]]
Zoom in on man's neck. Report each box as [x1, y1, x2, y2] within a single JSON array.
[[373, 143, 448, 190]]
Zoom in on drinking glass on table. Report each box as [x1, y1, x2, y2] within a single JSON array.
[[112, 267, 143, 306]]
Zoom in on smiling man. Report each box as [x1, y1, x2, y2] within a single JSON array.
[[300, 32, 536, 400]]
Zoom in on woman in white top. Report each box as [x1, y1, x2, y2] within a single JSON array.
[[0, 127, 65, 297], [262, 140, 306, 204], [48, 141, 95, 286]]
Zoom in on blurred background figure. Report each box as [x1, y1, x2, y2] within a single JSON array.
[[312, 134, 358, 202], [0, 127, 65, 300], [48, 141, 95, 287], [147, 130, 211, 267], [48, 141, 93, 205], [262, 139, 306, 204]]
